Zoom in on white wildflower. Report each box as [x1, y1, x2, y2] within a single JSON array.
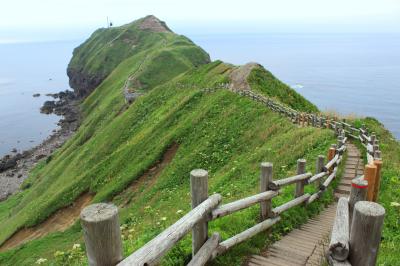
[[72, 243, 81, 250], [36, 258, 47, 264], [390, 202, 400, 207]]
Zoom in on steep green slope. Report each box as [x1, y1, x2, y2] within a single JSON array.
[[0, 62, 336, 265], [248, 66, 318, 112], [0, 17, 345, 265], [354, 118, 400, 265], [67, 15, 210, 97]]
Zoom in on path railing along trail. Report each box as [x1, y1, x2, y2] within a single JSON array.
[[80, 87, 385, 266]]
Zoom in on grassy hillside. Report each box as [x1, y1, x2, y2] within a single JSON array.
[[3, 15, 397, 266], [67, 15, 210, 96], [248, 66, 318, 113], [0, 54, 336, 265], [355, 118, 400, 265]]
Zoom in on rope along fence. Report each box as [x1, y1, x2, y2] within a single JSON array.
[[80, 86, 385, 266]]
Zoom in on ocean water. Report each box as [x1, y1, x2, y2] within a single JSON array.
[[189, 33, 400, 139], [0, 41, 79, 157], [0, 33, 398, 157]]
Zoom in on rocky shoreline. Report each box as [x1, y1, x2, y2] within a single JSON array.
[[0, 91, 80, 201]]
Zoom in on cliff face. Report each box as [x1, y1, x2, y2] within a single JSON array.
[[67, 68, 104, 98], [67, 15, 210, 98]]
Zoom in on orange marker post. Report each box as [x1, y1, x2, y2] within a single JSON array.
[[364, 164, 377, 201], [327, 147, 336, 173], [372, 160, 383, 202]]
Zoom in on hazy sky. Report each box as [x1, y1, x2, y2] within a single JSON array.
[[1, 0, 400, 42]]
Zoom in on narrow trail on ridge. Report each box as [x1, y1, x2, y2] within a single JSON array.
[[246, 143, 364, 266]]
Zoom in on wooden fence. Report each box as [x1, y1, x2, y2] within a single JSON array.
[[328, 128, 385, 266], [80, 87, 385, 266]]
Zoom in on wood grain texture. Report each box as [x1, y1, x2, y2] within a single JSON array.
[[349, 201, 385, 266], [187, 233, 221, 266], [80, 203, 123, 266], [117, 194, 221, 266], [190, 169, 209, 256], [260, 162, 273, 220], [329, 197, 350, 261], [295, 159, 306, 198], [211, 190, 279, 220]]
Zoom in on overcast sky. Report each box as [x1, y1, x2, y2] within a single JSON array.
[[1, 0, 400, 42]]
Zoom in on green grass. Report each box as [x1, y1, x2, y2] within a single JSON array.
[[0, 57, 336, 265], [355, 118, 400, 265], [67, 16, 210, 93], [247, 66, 318, 113], [0, 16, 398, 265]]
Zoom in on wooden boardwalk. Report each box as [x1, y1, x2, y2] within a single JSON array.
[[247, 143, 363, 266]]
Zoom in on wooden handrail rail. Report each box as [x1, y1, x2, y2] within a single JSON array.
[[117, 194, 222, 266], [268, 172, 312, 190], [210, 190, 279, 220], [81, 87, 387, 266]]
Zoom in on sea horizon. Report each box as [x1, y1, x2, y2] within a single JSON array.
[[0, 31, 399, 157]]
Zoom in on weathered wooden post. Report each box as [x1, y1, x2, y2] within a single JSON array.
[[374, 150, 382, 159], [372, 160, 383, 202], [370, 134, 376, 145], [349, 178, 368, 223], [337, 136, 344, 148], [329, 197, 350, 261], [295, 159, 306, 198], [260, 162, 273, 220], [349, 201, 385, 266], [315, 155, 325, 189], [191, 169, 209, 256], [80, 203, 123, 266], [364, 164, 377, 201]]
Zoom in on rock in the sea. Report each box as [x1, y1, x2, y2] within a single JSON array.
[[40, 100, 56, 114], [33, 93, 41, 97], [11, 148, 17, 153]]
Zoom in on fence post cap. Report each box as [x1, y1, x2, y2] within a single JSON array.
[[297, 158, 306, 163], [80, 203, 118, 223], [190, 169, 208, 178], [365, 164, 377, 170], [354, 201, 385, 217], [352, 178, 368, 188], [261, 162, 273, 168]]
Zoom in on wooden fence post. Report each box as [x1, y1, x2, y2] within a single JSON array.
[[337, 136, 344, 148], [370, 134, 376, 145], [80, 203, 123, 266], [364, 164, 377, 201], [191, 169, 209, 256], [372, 160, 383, 202], [349, 178, 368, 224], [260, 162, 273, 220], [349, 201, 385, 266], [315, 155, 325, 189], [295, 159, 306, 198]]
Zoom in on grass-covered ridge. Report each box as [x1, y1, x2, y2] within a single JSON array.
[[4, 15, 397, 265], [0, 56, 335, 265], [67, 15, 210, 96], [0, 66, 336, 265], [248, 66, 318, 113]]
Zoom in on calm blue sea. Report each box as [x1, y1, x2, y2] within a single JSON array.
[[0, 40, 79, 156], [0, 33, 399, 156], [190, 33, 400, 140]]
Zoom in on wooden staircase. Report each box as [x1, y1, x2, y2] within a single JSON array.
[[247, 143, 363, 266]]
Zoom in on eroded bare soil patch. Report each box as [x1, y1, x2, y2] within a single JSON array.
[[0, 192, 93, 251]]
